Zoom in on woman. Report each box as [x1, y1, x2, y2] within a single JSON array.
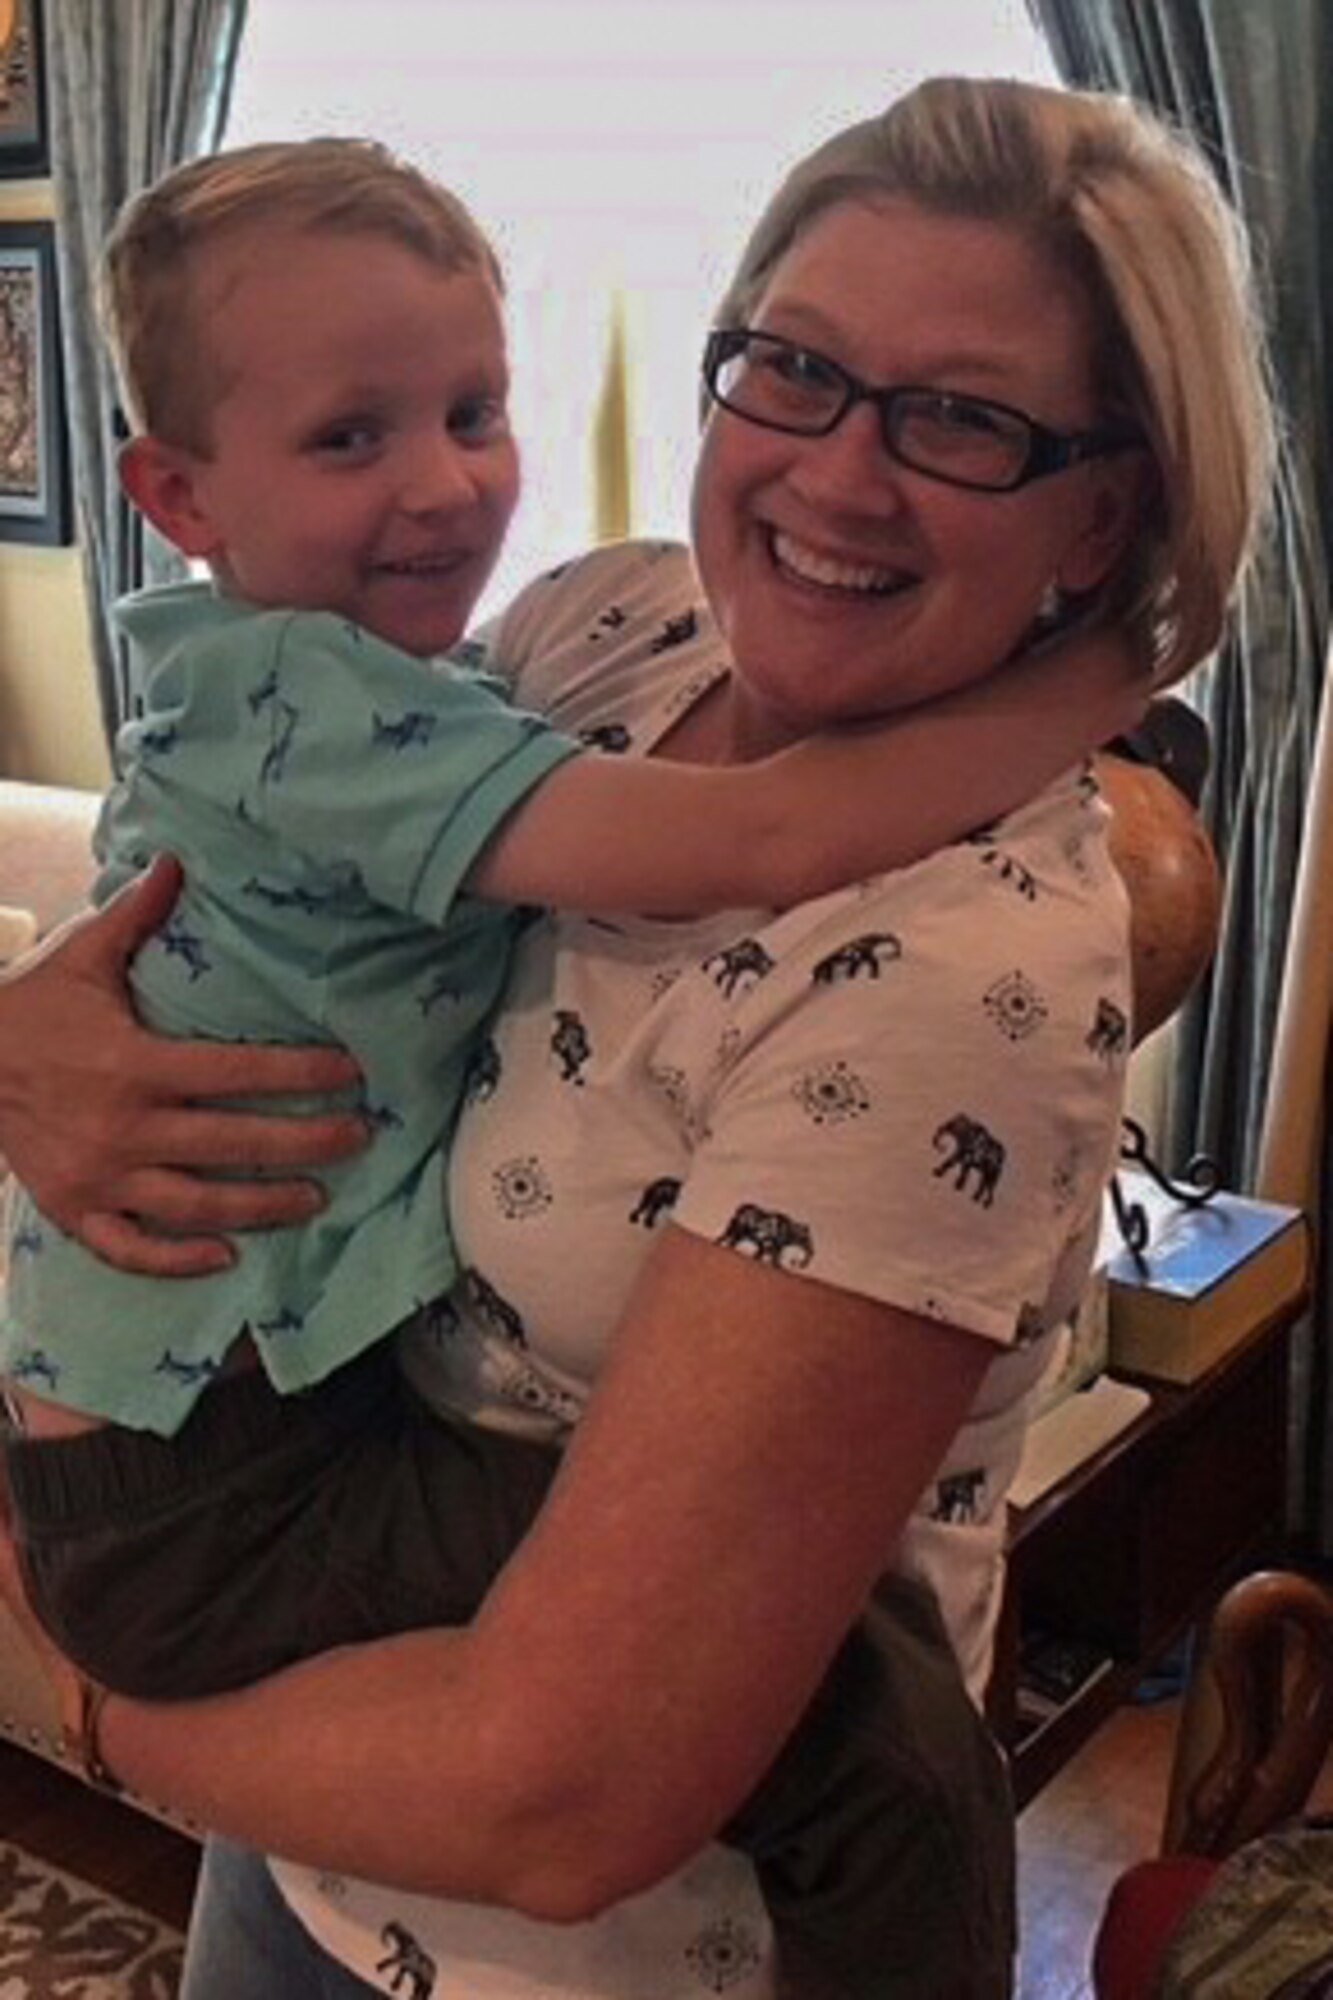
[[0, 74, 1271, 2000]]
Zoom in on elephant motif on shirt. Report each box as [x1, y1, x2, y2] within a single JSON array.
[[629, 1176, 683, 1228], [1085, 996, 1129, 1063], [464, 1269, 527, 1347], [377, 1919, 436, 1999], [551, 1008, 592, 1083], [932, 1113, 1006, 1207], [718, 1202, 814, 1269], [812, 932, 902, 983], [703, 938, 776, 998]]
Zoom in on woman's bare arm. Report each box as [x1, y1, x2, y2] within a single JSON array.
[[0, 856, 368, 1274], [96, 1228, 990, 1919]]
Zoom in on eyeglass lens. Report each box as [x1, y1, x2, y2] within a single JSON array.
[[711, 334, 1036, 489]]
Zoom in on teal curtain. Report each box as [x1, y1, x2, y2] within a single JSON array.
[[1026, 0, 1333, 1546], [46, 0, 250, 743]]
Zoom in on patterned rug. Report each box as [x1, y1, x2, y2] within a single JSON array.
[[0, 1840, 184, 1997]]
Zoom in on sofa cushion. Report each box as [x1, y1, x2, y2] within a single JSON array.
[[0, 782, 99, 934]]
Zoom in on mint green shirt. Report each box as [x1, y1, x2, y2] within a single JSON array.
[[0, 583, 580, 1434]]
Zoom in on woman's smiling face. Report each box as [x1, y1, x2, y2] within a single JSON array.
[[689, 196, 1138, 754]]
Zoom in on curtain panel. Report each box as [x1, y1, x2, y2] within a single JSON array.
[[47, 0, 249, 745], [1026, 0, 1333, 1546]]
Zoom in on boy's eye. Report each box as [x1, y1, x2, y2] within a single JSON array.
[[311, 421, 382, 458], [448, 395, 510, 445]]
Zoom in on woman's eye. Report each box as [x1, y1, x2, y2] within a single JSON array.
[[921, 394, 1006, 438], [761, 344, 837, 393], [449, 395, 510, 444]]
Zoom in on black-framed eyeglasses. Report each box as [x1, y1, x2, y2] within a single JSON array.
[[702, 328, 1141, 494]]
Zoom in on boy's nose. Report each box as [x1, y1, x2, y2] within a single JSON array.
[[398, 436, 477, 515]]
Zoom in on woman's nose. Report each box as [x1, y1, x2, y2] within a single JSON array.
[[789, 400, 906, 511]]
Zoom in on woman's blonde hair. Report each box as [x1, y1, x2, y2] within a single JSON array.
[[103, 137, 502, 453], [712, 76, 1277, 685]]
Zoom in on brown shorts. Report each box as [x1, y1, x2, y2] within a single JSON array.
[[2, 1337, 559, 1699]]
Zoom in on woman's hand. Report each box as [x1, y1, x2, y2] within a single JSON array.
[[0, 856, 368, 1275]]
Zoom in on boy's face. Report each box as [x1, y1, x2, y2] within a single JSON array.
[[154, 227, 520, 658]]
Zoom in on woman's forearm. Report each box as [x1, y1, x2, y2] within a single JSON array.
[[95, 1236, 987, 1921], [100, 1626, 685, 1922]]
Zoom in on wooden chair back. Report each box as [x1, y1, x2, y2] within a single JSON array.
[[1163, 1568, 1333, 1859]]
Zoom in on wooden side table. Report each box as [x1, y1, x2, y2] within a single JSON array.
[[991, 1297, 1299, 1807]]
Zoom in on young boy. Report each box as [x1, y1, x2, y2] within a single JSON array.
[[0, 135, 1134, 1993]]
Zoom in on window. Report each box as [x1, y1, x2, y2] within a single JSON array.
[[228, 1, 1053, 613]]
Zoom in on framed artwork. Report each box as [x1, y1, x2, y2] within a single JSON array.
[[0, 0, 47, 178], [0, 220, 70, 545]]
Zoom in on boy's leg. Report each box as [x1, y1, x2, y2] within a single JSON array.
[[3, 1336, 559, 1700], [723, 1571, 1016, 2000], [292, 1356, 561, 1640]]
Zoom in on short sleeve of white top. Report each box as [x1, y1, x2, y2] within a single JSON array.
[[276, 539, 1133, 2000]]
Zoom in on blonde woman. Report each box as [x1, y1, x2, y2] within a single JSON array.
[[0, 75, 1272, 2000]]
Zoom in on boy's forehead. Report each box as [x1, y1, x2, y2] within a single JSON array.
[[197, 220, 483, 314], [197, 228, 509, 411], [196, 224, 499, 345]]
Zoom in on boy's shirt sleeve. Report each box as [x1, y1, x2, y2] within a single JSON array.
[[122, 605, 583, 922]]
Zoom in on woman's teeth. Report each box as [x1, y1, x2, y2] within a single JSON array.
[[771, 530, 907, 596]]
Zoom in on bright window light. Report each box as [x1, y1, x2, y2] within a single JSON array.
[[228, 1, 1054, 612]]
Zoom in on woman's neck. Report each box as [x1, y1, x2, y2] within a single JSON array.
[[655, 675, 800, 767]]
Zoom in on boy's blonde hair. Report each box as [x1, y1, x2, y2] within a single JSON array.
[[712, 76, 1277, 686], [103, 137, 503, 454]]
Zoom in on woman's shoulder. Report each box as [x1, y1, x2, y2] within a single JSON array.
[[476, 540, 728, 733], [486, 540, 698, 661]]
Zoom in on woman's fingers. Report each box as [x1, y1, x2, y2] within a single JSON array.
[[56, 1162, 341, 1276], [86, 850, 185, 967], [78, 1211, 238, 1278], [99, 1163, 336, 1230], [0, 856, 369, 1266], [143, 1039, 364, 1108]]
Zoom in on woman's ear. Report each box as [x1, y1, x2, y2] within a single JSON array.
[[1055, 456, 1151, 596], [117, 436, 220, 560]]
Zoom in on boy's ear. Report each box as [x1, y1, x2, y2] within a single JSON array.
[[117, 436, 221, 560], [1055, 455, 1151, 596]]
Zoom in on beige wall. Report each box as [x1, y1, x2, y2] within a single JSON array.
[[0, 181, 110, 792], [0, 543, 107, 789]]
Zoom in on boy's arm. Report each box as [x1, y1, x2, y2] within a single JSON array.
[[466, 624, 1149, 915]]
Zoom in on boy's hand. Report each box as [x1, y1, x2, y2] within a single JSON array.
[[0, 856, 369, 1276], [1095, 750, 1222, 1042]]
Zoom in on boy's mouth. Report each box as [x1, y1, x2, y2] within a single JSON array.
[[375, 552, 474, 578], [769, 529, 915, 598]]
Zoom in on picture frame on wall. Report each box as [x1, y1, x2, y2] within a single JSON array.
[[0, 0, 48, 178], [0, 220, 71, 546]]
